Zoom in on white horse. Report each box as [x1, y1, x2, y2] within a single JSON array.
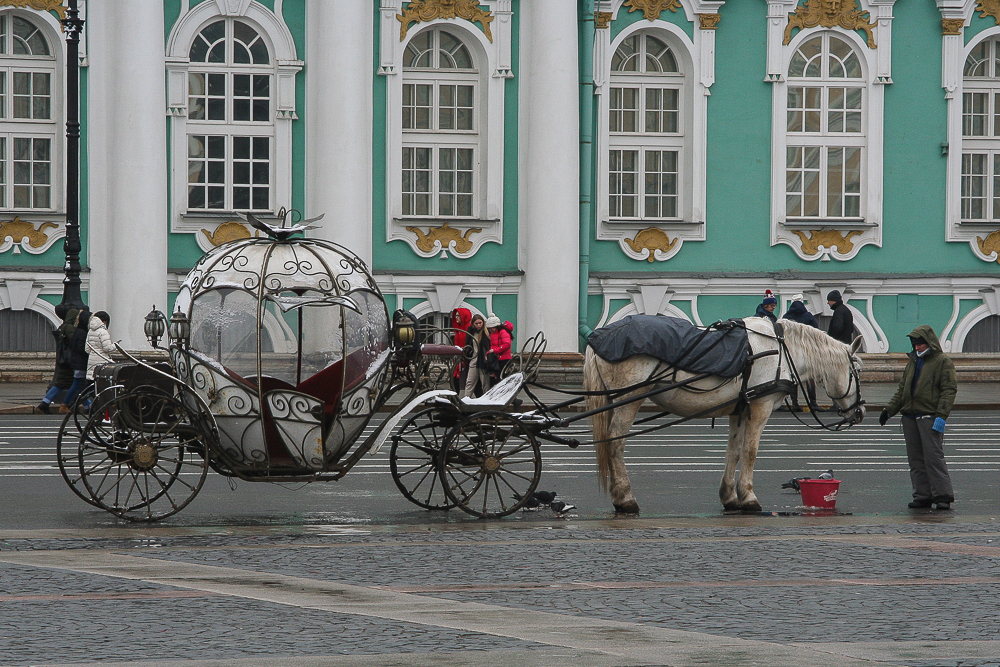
[[583, 318, 865, 513]]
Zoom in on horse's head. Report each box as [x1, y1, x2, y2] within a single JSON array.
[[824, 336, 865, 427]]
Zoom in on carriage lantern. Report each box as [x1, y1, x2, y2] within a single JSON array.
[[168, 309, 190, 348], [392, 309, 417, 349], [143, 306, 167, 348]]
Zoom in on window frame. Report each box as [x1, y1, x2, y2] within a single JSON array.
[[0, 9, 61, 215], [769, 26, 884, 262], [959, 36, 1000, 224]]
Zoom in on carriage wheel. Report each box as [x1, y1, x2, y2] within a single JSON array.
[[77, 388, 211, 522], [390, 407, 460, 510], [56, 383, 100, 507], [439, 411, 542, 518]]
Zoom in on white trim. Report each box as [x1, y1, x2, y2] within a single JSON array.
[[606, 301, 693, 326], [381, 2, 509, 259], [594, 16, 707, 261], [767, 1, 892, 261], [166, 1, 301, 237], [950, 303, 995, 351]]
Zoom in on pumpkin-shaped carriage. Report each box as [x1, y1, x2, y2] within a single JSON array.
[[56, 211, 550, 521]]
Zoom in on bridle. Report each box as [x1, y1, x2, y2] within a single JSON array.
[[778, 332, 865, 432]]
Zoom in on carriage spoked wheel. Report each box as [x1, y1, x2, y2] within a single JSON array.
[[390, 407, 460, 510], [56, 383, 102, 507], [77, 388, 211, 521], [439, 411, 542, 518]]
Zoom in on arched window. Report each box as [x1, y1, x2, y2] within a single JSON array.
[[784, 34, 864, 221], [963, 314, 1000, 352], [608, 32, 683, 220], [400, 28, 478, 218], [186, 18, 272, 212], [960, 38, 1000, 222], [0, 13, 56, 210]]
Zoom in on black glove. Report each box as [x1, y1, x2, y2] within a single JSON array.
[[878, 409, 889, 426]]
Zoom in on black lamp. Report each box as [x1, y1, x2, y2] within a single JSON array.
[[144, 306, 167, 349], [392, 310, 417, 348], [168, 309, 190, 348]]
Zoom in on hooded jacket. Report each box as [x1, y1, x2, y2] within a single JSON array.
[[782, 301, 819, 328], [754, 303, 777, 322], [827, 299, 854, 344], [86, 316, 117, 380], [885, 325, 957, 420]]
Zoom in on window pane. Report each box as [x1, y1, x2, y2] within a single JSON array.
[[12, 17, 48, 56], [645, 88, 678, 133], [402, 146, 432, 216], [609, 149, 638, 218], [404, 31, 433, 69], [645, 35, 677, 73], [439, 31, 473, 69], [965, 41, 989, 77], [963, 92, 989, 137], [644, 150, 678, 218], [786, 146, 821, 217], [962, 152, 988, 220], [612, 35, 639, 72]]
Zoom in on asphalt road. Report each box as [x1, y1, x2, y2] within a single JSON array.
[[3, 410, 999, 529]]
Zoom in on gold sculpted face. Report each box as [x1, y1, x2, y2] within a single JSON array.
[[820, 0, 844, 21]]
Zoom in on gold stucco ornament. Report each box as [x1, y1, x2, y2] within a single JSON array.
[[975, 0, 1000, 25], [623, 0, 681, 21], [201, 221, 256, 247], [397, 0, 494, 43], [624, 228, 678, 262], [792, 229, 862, 256], [0, 217, 57, 250], [406, 222, 482, 256], [783, 0, 877, 49], [976, 230, 1000, 263], [0, 0, 65, 20]]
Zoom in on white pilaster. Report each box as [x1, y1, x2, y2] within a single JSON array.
[[87, 0, 168, 348], [520, 1, 580, 351], [306, 0, 373, 268]]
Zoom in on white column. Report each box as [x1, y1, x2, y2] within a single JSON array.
[[306, 0, 373, 268], [86, 0, 168, 348], [520, 1, 580, 351]]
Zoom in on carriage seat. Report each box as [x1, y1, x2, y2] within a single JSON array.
[[460, 372, 525, 410], [420, 343, 464, 356]]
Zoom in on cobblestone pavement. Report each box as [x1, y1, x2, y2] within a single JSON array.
[[3, 516, 1000, 666]]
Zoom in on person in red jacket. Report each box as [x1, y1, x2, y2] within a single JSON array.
[[484, 314, 512, 383]]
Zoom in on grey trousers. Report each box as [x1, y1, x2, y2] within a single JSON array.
[[901, 415, 955, 503]]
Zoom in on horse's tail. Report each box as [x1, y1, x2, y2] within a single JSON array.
[[584, 347, 612, 492]]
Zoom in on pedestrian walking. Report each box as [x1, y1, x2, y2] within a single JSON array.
[[780, 294, 819, 411], [754, 290, 778, 322], [462, 313, 489, 399], [61, 310, 92, 412], [878, 325, 957, 510], [35, 307, 79, 414], [81, 311, 116, 410], [826, 290, 855, 344], [484, 314, 512, 385]]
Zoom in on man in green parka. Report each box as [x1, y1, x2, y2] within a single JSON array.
[[878, 325, 957, 510]]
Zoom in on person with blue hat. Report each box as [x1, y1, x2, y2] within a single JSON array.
[[754, 290, 778, 322]]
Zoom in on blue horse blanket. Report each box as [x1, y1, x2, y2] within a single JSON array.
[[587, 315, 750, 378]]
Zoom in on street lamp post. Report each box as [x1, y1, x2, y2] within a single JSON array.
[[59, 0, 85, 312]]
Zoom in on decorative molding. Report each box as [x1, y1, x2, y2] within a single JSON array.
[[623, 0, 681, 21], [783, 0, 877, 49], [200, 221, 257, 247], [0, 0, 65, 20], [622, 228, 679, 262], [698, 13, 722, 29], [941, 17, 965, 34], [214, 0, 252, 17], [0, 217, 64, 255], [397, 0, 494, 43], [404, 222, 482, 258], [791, 229, 863, 257], [975, 230, 1000, 263], [975, 0, 1000, 24], [595, 11, 613, 28]]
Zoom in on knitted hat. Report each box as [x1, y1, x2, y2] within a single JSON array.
[[485, 315, 501, 329], [791, 293, 804, 302], [909, 335, 927, 346], [762, 290, 777, 306], [827, 290, 842, 302]]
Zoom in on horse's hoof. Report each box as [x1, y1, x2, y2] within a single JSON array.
[[614, 501, 640, 515], [741, 500, 763, 512], [723, 501, 741, 512]]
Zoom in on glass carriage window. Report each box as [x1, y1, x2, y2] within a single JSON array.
[[785, 34, 864, 220], [0, 14, 56, 211], [187, 19, 272, 212], [961, 38, 1000, 221], [401, 28, 478, 217], [608, 31, 682, 220]]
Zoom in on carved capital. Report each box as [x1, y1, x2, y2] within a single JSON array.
[[623, 0, 681, 21], [595, 11, 613, 29], [699, 13, 722, 30], [397, 0, 494, 43], [941, 18, 965, 35], [783, 0, 877, 49]]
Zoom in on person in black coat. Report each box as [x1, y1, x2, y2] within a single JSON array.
[[61, 310, 92, 412], [780, 294, 820, 411], [754, 290, 778, 322], [827, 290, 855, 344]]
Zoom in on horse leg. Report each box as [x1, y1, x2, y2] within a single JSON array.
[[736, 400, 774, 512], [608, 400, 643, 514], [719, 414, 745, 511]]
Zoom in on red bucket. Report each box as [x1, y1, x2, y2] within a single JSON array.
[[798, 479, 841, 509]]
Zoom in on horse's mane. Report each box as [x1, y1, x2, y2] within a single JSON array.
[[775, 318, 860, 380]]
